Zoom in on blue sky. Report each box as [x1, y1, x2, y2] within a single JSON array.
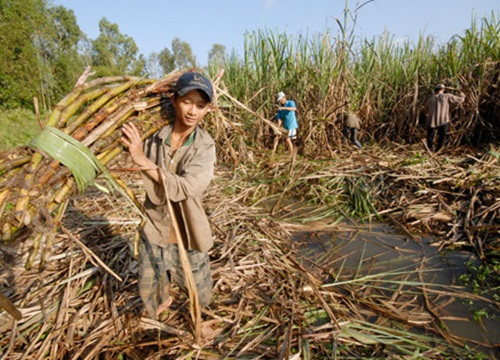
[[53, 0, 497, 66]]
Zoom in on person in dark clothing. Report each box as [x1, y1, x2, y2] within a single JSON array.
[[342, 112, 362, 149]]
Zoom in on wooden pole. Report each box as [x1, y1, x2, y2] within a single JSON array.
[[157, 168, 202, 344]]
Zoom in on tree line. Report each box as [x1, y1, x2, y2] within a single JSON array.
[[0, 0, 227, 111]]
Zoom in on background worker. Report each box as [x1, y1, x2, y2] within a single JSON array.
[[274, 91, 299, 157], [121, 71, 216, 319], [342, 112, 363, 149], [425, 83, 466, 152]]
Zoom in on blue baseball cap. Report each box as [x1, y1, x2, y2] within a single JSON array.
[[174, 72, 213, 102]]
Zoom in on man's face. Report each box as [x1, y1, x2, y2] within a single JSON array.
[[279, 97, 286, 106], [173, 90, 211, 129]]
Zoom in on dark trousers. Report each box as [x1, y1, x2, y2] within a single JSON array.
[[343, 126, 362, 149], [427, 123, 449, 152], [138, 240, 213, 319]]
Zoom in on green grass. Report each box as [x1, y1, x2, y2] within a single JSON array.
[[0, 108, 42, 151]]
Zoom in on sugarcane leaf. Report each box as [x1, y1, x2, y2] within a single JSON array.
[[340, 327, 379, 344], [488, 150, 500, 159], [29, 127, 98, 192], [28, 126, 144, 219], [93, 182, 110, 194]]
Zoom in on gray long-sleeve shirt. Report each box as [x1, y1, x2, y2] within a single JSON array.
[[425, 93, 465, 128], [140, 123, 216, 252]]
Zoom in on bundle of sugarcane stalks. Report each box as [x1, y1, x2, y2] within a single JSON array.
[[0, 73, 168, 264]]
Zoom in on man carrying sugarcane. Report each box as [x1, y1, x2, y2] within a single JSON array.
[[425, 83, 466, 152], [121, 71, 215, 319], [274, 91, 299, 157]]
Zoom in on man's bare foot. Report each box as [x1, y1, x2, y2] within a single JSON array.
[[201, 319, 223, 343], [155, 296, 174, 317]]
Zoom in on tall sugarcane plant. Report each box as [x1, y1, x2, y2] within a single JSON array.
[[216, 11, 500, 156]]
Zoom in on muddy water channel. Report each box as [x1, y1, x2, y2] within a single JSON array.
[[292, 222, 499, 357]]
